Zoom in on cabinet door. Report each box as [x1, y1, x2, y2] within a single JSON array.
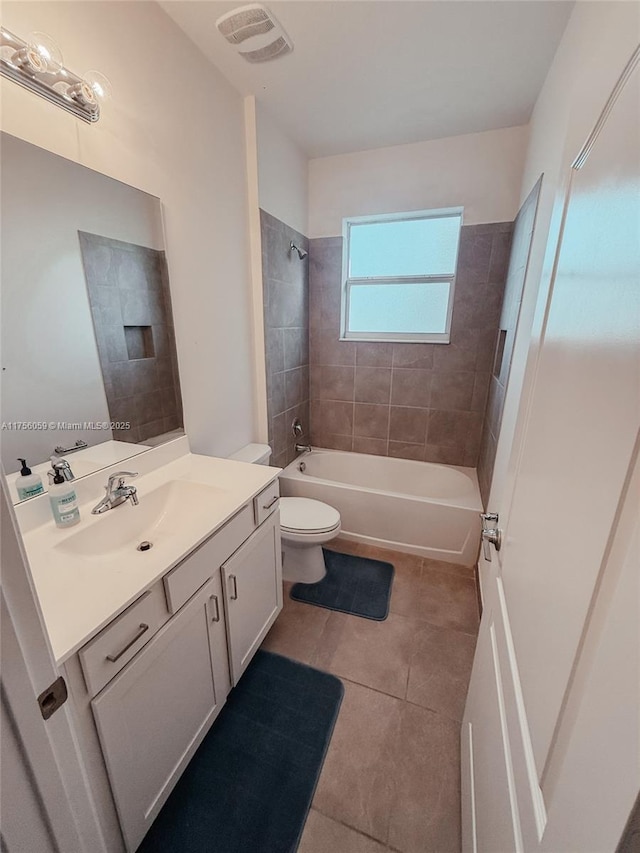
[[222, 512, 282, 685], [91, 574, 228, 853]]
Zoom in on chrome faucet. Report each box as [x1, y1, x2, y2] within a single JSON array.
[[292, 418, 311, 454], [92, 471, 139, 514], [50, 456, 74, 481]]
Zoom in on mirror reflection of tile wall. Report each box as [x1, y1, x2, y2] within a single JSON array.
[[79, 232, 183, 445], [1, 133, 186, 488]]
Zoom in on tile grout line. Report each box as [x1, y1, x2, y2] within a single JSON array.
[[291, 594, 478, 640], [420, 561, 478, 584], [308, 805, 398, 850], [386, 365, 394, 455], [403, 694, 466, 726], [337, 674, 406, 704]]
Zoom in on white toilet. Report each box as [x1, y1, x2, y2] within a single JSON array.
[[228, 444, 341, 584], [279, 496, 341, 583]]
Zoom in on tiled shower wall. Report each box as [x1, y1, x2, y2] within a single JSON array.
[[261, 210, 310, 467], [79, 231, 183, 445], [477, 179, 541, 504], [308, 223, 513, 466]]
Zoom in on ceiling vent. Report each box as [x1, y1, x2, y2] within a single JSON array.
[[215, 4, 292, 63]]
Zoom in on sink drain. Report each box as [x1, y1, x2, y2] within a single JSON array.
[[137, 541, 153, 552]]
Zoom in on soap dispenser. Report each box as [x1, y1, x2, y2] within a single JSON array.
[[16, 458, 45, 500], [48, 461, 81, 528]]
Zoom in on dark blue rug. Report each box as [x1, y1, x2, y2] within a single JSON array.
[[138, 650, 343, 853], [290, 548, 394, 621]]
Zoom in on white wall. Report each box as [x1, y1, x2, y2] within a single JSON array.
[[308, 125, 529, 237], [1, 1, 257, 460], [243, 98, 309, 446], [490, 0, 640, 512], [255, 102, 308, 236], [1, 134, 164, 471]]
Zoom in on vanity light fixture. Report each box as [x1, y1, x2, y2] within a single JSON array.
[[0, 27, 111, 123]]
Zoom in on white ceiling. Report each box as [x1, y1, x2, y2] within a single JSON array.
[[160, 1, 573, 158]]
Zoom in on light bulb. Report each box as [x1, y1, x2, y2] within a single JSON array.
[[27, 31, 63, 69], [82, 70, 112, 101], [11, 46, 46, 75], [68, 81, 98, 110]]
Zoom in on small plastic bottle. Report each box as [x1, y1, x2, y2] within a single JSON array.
[[48, 467, 81, 528], [16, 458, 45, 500]]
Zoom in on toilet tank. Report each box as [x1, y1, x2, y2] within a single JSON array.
[[228, 443, 272, 465]]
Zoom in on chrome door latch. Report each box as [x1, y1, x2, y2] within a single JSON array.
[[480, 512, 502, 561]]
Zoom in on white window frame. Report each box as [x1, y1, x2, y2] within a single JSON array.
[[340, 207, 463, 343]]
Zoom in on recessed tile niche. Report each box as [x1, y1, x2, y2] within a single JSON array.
[[79, 231, 183, 444], [124, 326, 155, 361]]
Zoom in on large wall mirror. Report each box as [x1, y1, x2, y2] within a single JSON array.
[[1, 133, 184, 504]]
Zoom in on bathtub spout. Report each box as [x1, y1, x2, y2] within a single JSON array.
[[295, 443, 312, 455]]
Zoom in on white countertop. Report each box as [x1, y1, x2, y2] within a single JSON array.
[[19, 449, 280, 665]]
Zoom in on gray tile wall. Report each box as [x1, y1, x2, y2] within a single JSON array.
[[260, 209, 310, 467], [308, 223, 513, 467], [79, 232, 183, 444], [617, 792, 640, 853], [477, 179, 541, 504]]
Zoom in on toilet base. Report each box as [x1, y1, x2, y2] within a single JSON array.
[[282, 541, 328, 584]]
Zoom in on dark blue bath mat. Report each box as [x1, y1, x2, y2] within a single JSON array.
[[138, 650, 343, 853], [290, 548, 394, 620]]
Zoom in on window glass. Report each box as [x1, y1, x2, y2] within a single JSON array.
[[348, 282, 451, 334], [341, 209, 462, 342], [348, 214, 461, 278]]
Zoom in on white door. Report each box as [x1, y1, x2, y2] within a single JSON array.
[[0, 481, 106, 853], [463, 48, 640, 851]]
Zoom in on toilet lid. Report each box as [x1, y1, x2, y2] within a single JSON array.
[[280, 497, 340, 534]]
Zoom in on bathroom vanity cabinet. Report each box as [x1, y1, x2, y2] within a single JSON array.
[[60, 479, 282, 853], [92, 575, 228, 849], [223, 507, 282, 684]]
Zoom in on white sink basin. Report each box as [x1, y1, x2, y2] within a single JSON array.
[[56, 480, 224, 558]]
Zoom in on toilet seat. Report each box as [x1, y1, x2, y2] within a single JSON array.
[[280, 497, 341, 535]]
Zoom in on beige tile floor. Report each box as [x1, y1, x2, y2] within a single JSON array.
[[260, 537, 480, 853]]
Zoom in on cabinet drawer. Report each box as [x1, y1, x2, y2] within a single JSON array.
[[164, 504, 254, 614], [79, 585, 168, 697], [253, 479, 280, 526]]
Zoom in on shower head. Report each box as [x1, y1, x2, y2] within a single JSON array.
[[289, 240, 308, 260]]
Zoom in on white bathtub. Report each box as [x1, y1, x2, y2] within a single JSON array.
[[279, 449, 482, 567]]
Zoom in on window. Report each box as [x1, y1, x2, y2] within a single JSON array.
[[340, 208, 462, 343]]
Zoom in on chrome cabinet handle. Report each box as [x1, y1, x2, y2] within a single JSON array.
[[480, 512, 502, 561], [106, 623, 149, 662], [229, 574, 238, 600], [209, 594, 220, 622], [263, 495, 279, 510]]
